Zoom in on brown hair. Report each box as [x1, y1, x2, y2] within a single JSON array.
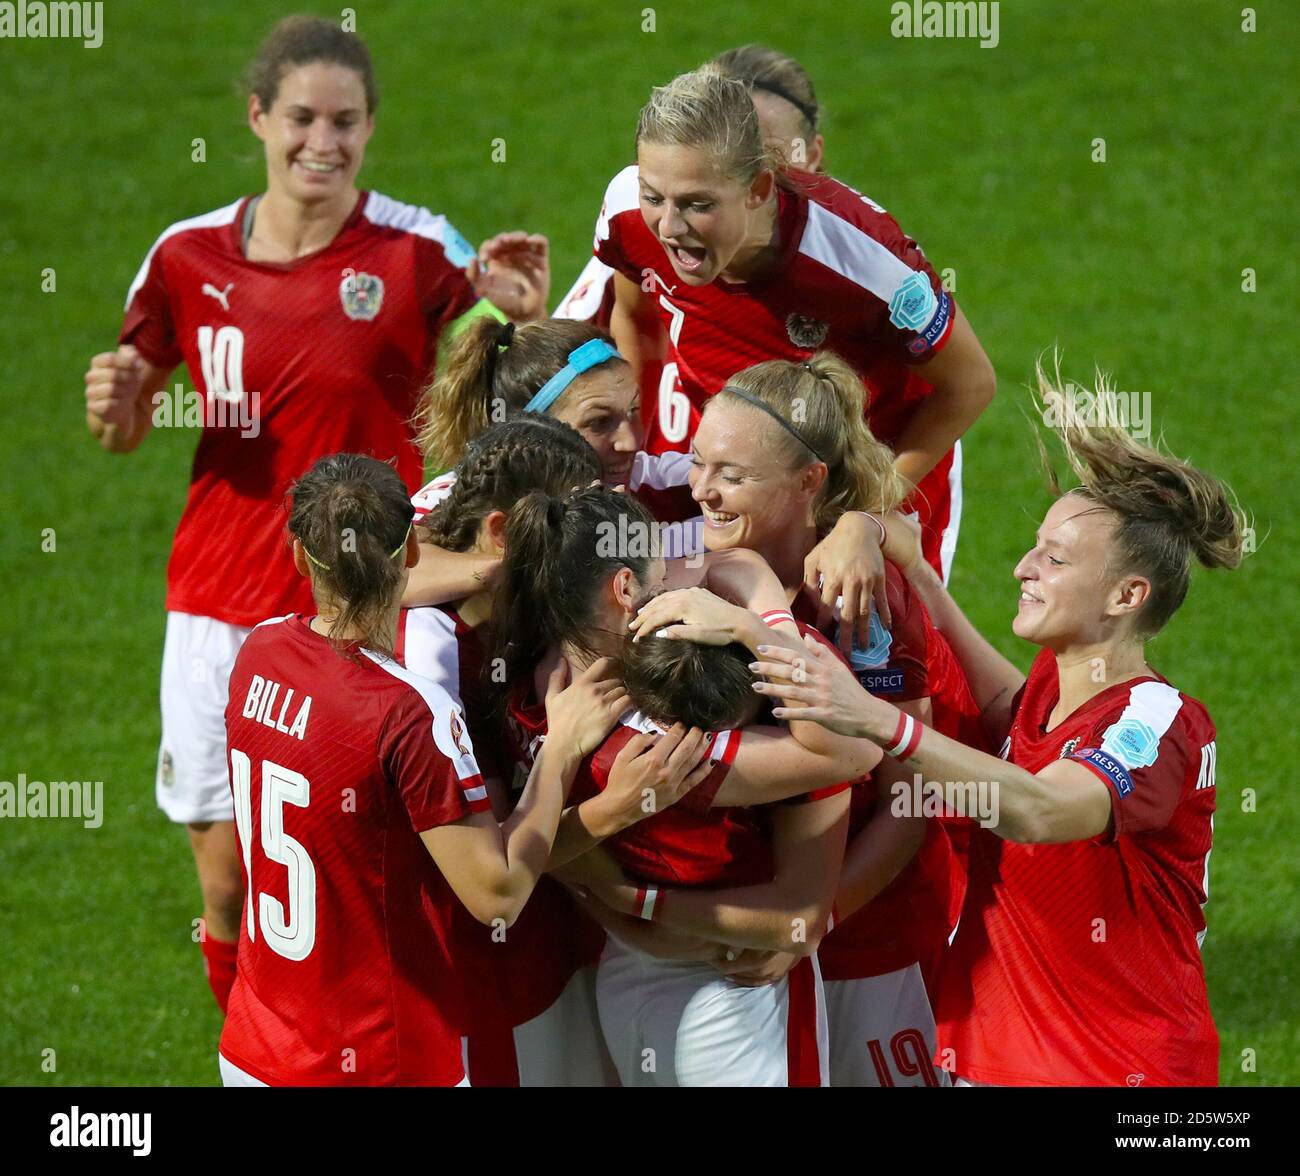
[[287, 453, 412, 657], [1035, 358, 1246, 636], [414, 317, 626, 472], [244, 15, 378, 114], [717, 351, 909, 532], [491, 486, 660, 689], [712, 44, 821, 140], [620, 635, 757, 731], [636, 65, 777, 186], [419, 415, 602, 553]]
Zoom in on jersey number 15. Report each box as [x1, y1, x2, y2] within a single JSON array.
[[230, 748, 317, 962]]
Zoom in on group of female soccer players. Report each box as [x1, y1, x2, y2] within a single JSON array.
[[84, 17, 1243, 1087]]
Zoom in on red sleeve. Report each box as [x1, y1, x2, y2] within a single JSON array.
[[593, 217, 635, 281], [119, 240, 183, 370], [590, 724, 734, 816], [381, 691, 489, 833], [780, 779, 854, 805], [882, 567, 930, 701], [1068, 703, 1201, 841], [417, 232, 479, 339], [592, 168, 642, 282], [867, 213, 955, 365]]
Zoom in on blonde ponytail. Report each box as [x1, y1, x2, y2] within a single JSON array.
[[720, 351, 908, 532]]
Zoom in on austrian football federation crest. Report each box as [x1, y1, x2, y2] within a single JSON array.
[[786, 313, 829, 349], [339, 271, 385, 321]]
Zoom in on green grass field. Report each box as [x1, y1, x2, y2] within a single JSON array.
[[0, 0, 1295, 1086]]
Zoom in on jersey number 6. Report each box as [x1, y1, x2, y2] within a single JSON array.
[[656, 296, 691, 444], [230, 749, 317, 962]]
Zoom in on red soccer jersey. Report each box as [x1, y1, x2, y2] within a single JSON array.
[[935, 649, 1220, 1086], [219, 614, 490, 1087], [121, 192, 479, 628], [397, 605, 505, 784], [504, 687, 758, 888], [792, 562, 931, 704], [790, 588, 954, 980], [594, 165, 954, 481]]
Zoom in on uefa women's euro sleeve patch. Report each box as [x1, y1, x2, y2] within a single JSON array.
[[1070, 717, 1161, 799], [440, 223, 477, 269], [1067, 681, 1190, 836], [889, 270, 953, 359]]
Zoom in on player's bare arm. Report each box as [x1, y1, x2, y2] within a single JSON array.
[[420, 659, 626, 925], [545, 725, 714, 870], [400, 537, 501, 607], [591, 788, 850, 955], [752, 637, 1114, 843], [890, 305, 996, 488], [879, 510, 1025, 744], [84, 345, 173, 454], [832, 763, 926, 921], [609, 270, 666, 381]]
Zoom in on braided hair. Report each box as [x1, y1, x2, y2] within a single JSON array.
[[418, 415, 602, 553]]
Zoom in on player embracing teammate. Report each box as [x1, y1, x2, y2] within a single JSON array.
[[591, 63, 997, 581]]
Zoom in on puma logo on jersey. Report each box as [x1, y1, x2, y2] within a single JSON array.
[[202, 282, 234, 311], [647, 270, 677, 297]]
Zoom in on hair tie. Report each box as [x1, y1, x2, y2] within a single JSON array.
[[748, 79, 819, 130], [497, 321, 516, 348]]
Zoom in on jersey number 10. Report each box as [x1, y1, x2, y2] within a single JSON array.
[[230, 749, 317, 962], [197, 325, 246, 405]]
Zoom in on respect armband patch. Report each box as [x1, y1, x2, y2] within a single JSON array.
[[1070, 746, 1134, 798], [906, 289, 953, 356]]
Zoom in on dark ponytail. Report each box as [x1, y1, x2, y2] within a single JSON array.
[[490, 486, 659, 689], [287, 453, 413, 657], [419, 415, 601, 553]]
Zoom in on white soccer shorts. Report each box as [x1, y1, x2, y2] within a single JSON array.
[[157, 611, 252, 824], [596, 937, 829, 1087], [823, 963, 950, 1087], [461, 965, 618, 1086]]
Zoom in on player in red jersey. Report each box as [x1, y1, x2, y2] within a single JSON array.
[[402, 319, 894, 625], [217, 454, 627, 1086], [81, 16, 550, 1011], [627, 352, 964, 1086], [491, 486, 878, 1085], [749, 363, 1246, 1086], [401, 417, 640, 1085], [555, 45, 825, 331], [593, 65, 997, 582]]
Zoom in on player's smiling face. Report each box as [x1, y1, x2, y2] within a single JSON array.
[[250, 62, 374, 205], [1013, 494, 1135, 648], [550, 361, 643, 487], [637, 143, 774, 286], [689, 400, 817, 558]]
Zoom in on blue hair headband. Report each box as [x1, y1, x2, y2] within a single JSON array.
[[524, 339, 621, 414]]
